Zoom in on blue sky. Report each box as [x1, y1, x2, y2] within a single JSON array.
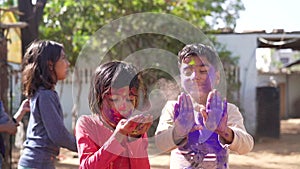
[[235, 0, 300, 32]]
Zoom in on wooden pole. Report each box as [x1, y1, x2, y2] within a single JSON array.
[[0, 27, 11, 169]]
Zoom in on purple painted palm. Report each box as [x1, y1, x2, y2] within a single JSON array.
[[174, 110, 228, 169]]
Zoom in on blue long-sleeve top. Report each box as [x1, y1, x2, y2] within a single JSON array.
[[19, 87, 77, 169]]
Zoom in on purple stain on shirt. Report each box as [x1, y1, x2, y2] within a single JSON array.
[[178, 115, 228, 169]]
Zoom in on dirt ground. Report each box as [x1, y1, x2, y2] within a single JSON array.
[[11, 118, 300, 169]]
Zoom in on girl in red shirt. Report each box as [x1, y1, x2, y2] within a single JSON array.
[[75, 61, 152, 169]]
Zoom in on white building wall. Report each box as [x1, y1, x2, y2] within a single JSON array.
[[257, 74, 286, 87], [56, 83, 74, 132], [216, 34, 258, 135], [56, 77, 91, 132]]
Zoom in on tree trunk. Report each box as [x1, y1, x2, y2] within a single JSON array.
[[18, 0, 46, 56], [0, 32, 11, 169]]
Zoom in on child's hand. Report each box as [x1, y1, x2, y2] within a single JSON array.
[[173, 93, 198, 139], [115, 114, 152, 136], [129, 114, 153, 137], [113, 114, 146, 144], [14, 99, 30, 124], [201, 89, 227, 132], [2, 120, 18, 135], [20, 99, 30, 114]]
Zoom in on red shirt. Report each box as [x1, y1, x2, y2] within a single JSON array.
[[75, 115, 150, 169]]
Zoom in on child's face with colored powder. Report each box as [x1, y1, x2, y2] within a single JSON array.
[[180, 55, 219, 100], [103, 86, 137, 124]]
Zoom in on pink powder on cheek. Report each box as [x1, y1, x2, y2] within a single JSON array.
[[107, 108, 125, 125], [111, 107, 133, 119]]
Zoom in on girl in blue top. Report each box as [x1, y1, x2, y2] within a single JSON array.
[[18, 40, 77, 169]]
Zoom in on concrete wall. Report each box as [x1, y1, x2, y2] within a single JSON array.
[[56, 77, 91, 132], [216, 32, 300, 135], [216, 34, 258, 135]]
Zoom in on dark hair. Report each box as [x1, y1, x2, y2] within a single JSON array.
[[22, 40, 64, 97], [178, 43, 219, 70], [88, 61, 138, 115]]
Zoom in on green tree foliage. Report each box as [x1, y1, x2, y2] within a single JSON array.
[[39, 0, 244, 107], [40, 0, 244, 65]]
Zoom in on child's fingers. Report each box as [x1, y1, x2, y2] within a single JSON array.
[[174, 103, 180, 119], [200, 108, 208, 121], [129, 114, 143, 123], [179, 94, 184, 112], [191, 124, 203, 132], [216, 91, 222, 108], [206, 91, 215, 110], [185, 94, 193, 112], [223, 99, 228, 117], [143, 114, 153, 124], [140, 123, 152, 133], [124, 118, 139, 131]]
